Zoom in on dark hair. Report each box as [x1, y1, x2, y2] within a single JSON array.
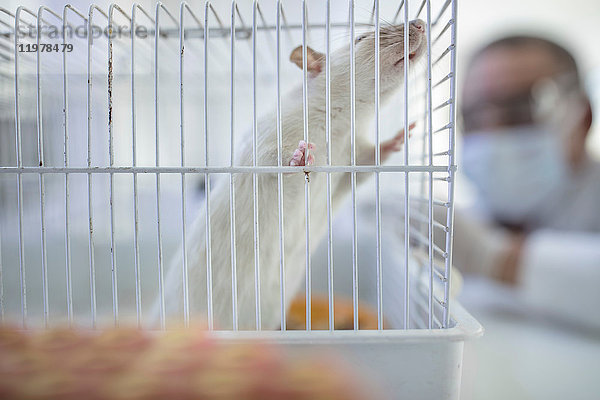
[[469, 35, 580, 82]]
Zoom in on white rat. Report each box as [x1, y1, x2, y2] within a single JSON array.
[[157, 20, 426, 330]]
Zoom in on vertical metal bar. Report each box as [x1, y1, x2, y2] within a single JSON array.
[[0, 14, 21, 323], [325, 0, 334, 332], [426, 0, 434, 329], [301, 0, 311, 332], [61, 7, 74, 326], [151, 4, 181, 329], [252, 0, 261, 331], [204, 1, 214, 331], [374, 0, 383, 331], [14, 7, 27, 328], [256, 4, 275, 64], [276, 0, 286, 331], [418, 3, 429, 298], [0, 4, 14, 314], [87, 5, 98, 328], [233, 4, 246, 32], [179, 2, 190, 328], [154, 2, 165, 330], [444, 0, 458, 328], [368, 0, 376, 25], [415, 0, 427, 18], [130, 4, 142, 328], [415, 72, 427, 328], [432, 0, 451, 27], [279, 6, 293, 48], [35, 8, 50, 328], [393, 1, 405, 23], [179, 5, 203, 327], [403, 0, 411, 330], [0, 227, 3, 322], [229, 0, 238, 331], [36, 6, 76, 327], [108, 7, 119, 326], [349, 0, 358, 332]]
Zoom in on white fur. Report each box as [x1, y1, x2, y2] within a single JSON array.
[[156, 22, 426, 330]]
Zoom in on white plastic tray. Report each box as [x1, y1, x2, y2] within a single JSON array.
[[214, 302, 483, 400]]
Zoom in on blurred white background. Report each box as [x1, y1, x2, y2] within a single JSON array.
[[1, 1, 599, 399]]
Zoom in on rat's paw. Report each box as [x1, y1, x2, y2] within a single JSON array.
[[289, 140, 315, 167], [383, 130, 406, 152], [380, 122, 416, 156]]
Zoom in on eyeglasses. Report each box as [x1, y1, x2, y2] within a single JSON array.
[[461, 71, 581, 133]]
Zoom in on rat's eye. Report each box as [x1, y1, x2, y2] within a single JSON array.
[[355, 34, 367, 44]]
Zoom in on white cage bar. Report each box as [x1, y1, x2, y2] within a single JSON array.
[[0, 0, 461, 333], [0, 2, 485, 398]]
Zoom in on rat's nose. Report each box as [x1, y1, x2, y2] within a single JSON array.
[[410, 19, 425, 33]]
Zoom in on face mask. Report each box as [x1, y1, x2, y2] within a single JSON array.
[[461, 125, 569, 225]]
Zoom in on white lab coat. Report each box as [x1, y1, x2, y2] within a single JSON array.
[[453, 158, 600, 331], [311, 159, 600, 331]]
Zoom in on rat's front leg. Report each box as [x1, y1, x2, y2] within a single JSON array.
[[357, 122, 416, 166], [289, 140, 315, 167], [379, 122, 416, 162]]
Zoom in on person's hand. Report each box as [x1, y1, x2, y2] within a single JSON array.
[[493, 233, 526, 285], [448, 208, 525, 283]]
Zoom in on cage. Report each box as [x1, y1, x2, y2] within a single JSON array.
[[0, 0, 482, 398]]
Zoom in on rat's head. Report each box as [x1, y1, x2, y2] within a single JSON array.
[[353, 19, 426, 91], [290, 19, 426, 97]]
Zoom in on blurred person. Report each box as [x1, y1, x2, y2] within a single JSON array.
[[453, 35, 600, 329]]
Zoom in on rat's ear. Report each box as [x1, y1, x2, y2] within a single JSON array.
[[289, 45, 325, 77]]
